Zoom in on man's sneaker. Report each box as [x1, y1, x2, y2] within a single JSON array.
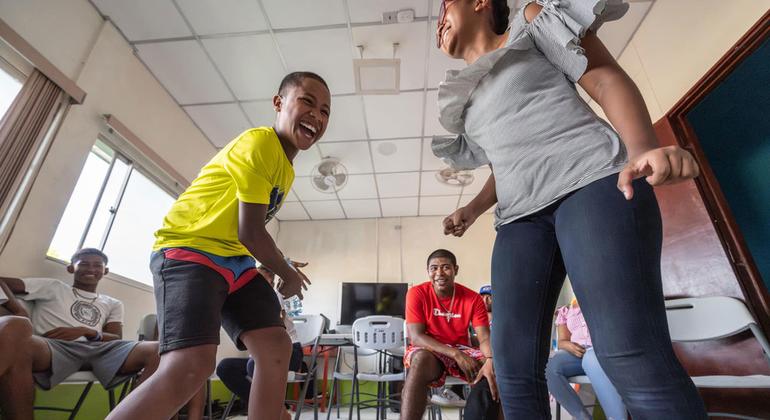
[[430, 388, 465, 408]]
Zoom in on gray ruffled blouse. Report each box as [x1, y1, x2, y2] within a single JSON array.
[[432, 0, 630, 228]]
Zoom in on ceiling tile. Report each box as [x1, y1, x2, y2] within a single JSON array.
[[242, 100, 275, 126], [304, 200, 346, 219], [459, 195, 496, 214], [176, 0, 268, 35], [276, 201, 309, 220], [184, 103, 251, 147], [285, 190, 300, 202], [341, 199, 381, 218], [364, 91, 423, 139], [348, 1, 430, 23], [337, 174, 378, 200], [318, 141, 373, 174], [597, 1, 652, 58], [421, 171, 465, 196], [261, 0, 347, 29], [203, 35, 285, 100], [419, 195, 459, 216], [461, 166, 493, 195], [352, 22, 428, 91], [422, 137, 447, 171], [292, 146, 323, 176], [93, 0, 191, 41], [276, 28, 355, 95], [136, 41, 233, 104], [424, 89, 450, 136], [381, 197, 418, 217], [376, 172, 419, 198], [372, 139, 421, 173], [321, 96, 367, 142]]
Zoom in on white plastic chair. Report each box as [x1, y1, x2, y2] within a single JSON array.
[[325, 346, 378, 420], [350, 316, 406, 419], [287, 314, 328, 420], [220, 314, 327, 420], [666, 296, 770, 420]]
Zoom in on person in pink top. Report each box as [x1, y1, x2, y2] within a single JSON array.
[[546, 299, 627, 420]]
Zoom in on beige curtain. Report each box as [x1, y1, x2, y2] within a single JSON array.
[[0, 69, 62, 209]]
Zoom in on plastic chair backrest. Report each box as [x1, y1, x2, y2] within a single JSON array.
[[292, 314, 327, 347], [352, 315, 405, 351], [137, 314, 157, 341], [666, 297, 770, 365]]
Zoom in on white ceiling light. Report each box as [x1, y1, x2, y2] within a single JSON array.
[[353, 43, 400, 95]]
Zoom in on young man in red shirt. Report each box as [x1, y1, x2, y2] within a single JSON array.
[[402, 249, 500, 419]]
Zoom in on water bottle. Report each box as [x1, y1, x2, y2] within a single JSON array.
[[286, 295, 303, 317]]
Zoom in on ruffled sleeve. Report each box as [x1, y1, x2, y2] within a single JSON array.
[[554, 306, 570, 325], [432, 134, 490, 170], [524, 0, 629, 82]]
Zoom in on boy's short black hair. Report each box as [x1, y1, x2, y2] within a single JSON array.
[[71, 248, 109, 265], [278, 71, 330, 96], [426, 249, 457, 267]]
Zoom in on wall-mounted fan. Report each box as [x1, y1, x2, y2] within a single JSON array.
[[311, 157, 348, 193], [435, 167, 474, 187]]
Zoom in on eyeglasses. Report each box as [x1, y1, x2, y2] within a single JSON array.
[[436, 0, 456, 48]]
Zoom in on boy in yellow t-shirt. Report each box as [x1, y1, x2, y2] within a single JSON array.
[[108, 72, 331, 420]]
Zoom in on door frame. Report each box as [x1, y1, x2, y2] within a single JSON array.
[[659, 10, 770, 334]]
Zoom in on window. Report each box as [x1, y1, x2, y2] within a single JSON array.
[[48, 139, 176, 286], [0, 57, 23, 121]]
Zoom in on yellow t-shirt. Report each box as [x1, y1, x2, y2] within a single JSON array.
[[153, 127, 294, 256]]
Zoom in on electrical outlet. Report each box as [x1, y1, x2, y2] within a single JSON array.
[[382, 11, 397, 24]]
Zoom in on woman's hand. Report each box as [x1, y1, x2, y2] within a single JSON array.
[[443, 206, 480, 237], [617, 145, 700, 200], [559, 341, 586, 358]]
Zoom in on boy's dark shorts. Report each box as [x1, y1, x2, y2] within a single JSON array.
[[150, 248, 284, 354]]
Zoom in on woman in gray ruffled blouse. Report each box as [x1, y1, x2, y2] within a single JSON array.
[[431, 0, 707, 418]]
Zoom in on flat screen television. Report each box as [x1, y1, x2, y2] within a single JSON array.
[[339, 282, 408, 325]]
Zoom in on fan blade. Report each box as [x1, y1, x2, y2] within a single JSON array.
[[313, 176, 329, 190], [333, 174, 347, 186]]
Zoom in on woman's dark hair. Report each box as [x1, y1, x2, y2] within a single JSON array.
[[278, 71, 329, 96], [490, 0, 510, 35]]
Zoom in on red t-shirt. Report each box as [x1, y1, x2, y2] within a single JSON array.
[[405, 281, 489, 347]]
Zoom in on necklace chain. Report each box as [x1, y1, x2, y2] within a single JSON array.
[[72, 287, 98, 303], [435, 287, 456, 322]]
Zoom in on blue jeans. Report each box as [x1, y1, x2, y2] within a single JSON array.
[[546, 348, 627, 420], [490, 174, 706, 419]]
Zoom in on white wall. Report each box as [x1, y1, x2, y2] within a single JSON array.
[[616, 0, 769, 121], [0, 0, 227, 351], [275, 215, 498, 327]]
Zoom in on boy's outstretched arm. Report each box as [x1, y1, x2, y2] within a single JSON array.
[[238, 201, 310, 298], [577, 31, 699, 199]]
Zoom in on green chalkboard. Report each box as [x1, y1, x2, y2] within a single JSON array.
[[686, 36, 770, 291]]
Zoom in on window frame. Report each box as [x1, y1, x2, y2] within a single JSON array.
[[46, 131, 182, 290]]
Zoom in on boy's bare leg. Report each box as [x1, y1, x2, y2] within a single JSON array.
[[185, 384, 207, 420], [0, 317, 34, 420], [106, 344, 217, 420], [401, 350, 444, 420], [117, 341, 160, 386], [240, 326, 292, 420]]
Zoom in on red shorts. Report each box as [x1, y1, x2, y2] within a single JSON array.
[[404, 344, 485, 387]]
